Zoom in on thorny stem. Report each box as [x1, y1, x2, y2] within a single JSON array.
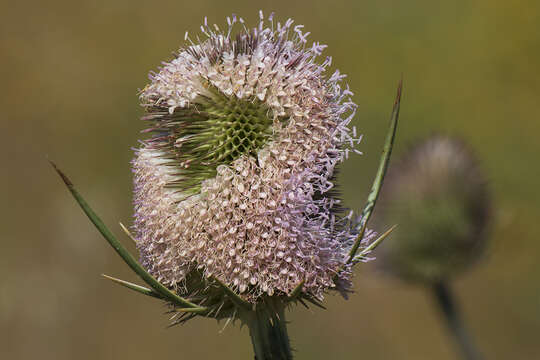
[[243, 299, 292, 360], [432, 281, 483, 360]]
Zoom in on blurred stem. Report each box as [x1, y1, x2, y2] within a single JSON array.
[[243, 301, 292, 360], [432, 281, 483, 360]]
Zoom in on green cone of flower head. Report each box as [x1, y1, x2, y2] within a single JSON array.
[[375, 135, 491, 284], [142, 80, 277, 197]]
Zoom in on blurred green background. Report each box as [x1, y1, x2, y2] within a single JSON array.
[[2, 0, 539, 359]]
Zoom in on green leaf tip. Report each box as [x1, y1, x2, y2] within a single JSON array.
[[50, 160, 205, 311], [49, 159, 73, 187], [353, 224, 398, 263], [102, 274, 162, 299], [347, 79, 402, 263]]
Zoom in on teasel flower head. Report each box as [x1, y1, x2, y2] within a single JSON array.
[[132, 11, 372, 311], [375, 135, 491, 284], [51, 11, 402, 358]]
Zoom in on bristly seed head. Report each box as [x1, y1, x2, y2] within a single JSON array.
[[374, 135, 491, 284], [133, 12, 368, 306]]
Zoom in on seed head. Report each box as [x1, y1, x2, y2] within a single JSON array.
[[375, 135, 491, 283], [132, 12, 366, 305]]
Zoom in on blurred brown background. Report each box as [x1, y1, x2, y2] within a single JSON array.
[[1, 0, 539, 359]]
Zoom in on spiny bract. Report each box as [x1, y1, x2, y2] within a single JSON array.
[[133, 12, 370, 307]]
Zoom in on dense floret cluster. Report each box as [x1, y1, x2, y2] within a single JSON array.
[[133, 12, 368, 302]]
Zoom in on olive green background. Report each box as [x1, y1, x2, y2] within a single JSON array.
[[2, 0, 539, 359]]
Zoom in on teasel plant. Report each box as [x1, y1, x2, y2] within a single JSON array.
[[375, 135, 491, 360], [51, 12, 401, 359]]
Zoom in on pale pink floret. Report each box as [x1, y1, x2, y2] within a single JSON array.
[[133, 13, 370, 301]]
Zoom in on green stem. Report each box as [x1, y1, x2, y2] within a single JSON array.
[[432, 282, 483, 360], [243, 301, 292, 360]]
